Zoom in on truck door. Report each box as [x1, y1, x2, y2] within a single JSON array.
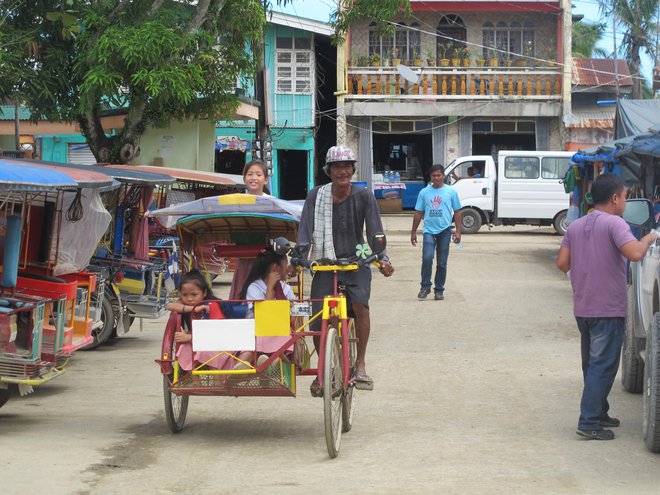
[[445, 158, 494, 212]]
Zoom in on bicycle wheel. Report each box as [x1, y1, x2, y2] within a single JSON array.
[[324, 326, 343, 458], [341, 319, 357, 433], [163, 340, 189, 432]]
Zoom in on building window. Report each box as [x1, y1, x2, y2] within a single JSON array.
[[276, 36, 313, 94], [482, 21, 535, 61], [437, 15, 466, 60], [369, 22, 420, 62]]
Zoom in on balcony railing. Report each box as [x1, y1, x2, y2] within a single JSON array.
[[346, 65, 562, 101]]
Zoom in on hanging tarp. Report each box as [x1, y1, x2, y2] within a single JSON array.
[[615, 100, 660, 139], [52, 188, 112, 276]]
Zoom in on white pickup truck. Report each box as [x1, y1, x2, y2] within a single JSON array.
[[623, 199, 660, 452], [444, 151, 573, 234]]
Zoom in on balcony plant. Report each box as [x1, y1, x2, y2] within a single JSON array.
[[391, 47, 401, 66], [357, 54, 369, 67], [487, 43, 499, 67], [459, 46, 471, 67], [437, 42, 451, 67], [426, 48, 435, 67], [369, 52, 381, 67], [476, 53, 486, 67], [412, 46, 423, 66], [544, 47, 556, 67]]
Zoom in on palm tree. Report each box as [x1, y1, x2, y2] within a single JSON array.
[[598, 0, 659, 99], [572, 20, 608, 58]]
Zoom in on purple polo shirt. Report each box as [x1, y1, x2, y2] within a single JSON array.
[[561, 210, 636, 317]]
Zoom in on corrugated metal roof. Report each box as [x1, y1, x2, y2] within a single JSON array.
[[566, 106, 615, 129], [0, 105, 31, 121], [572, 58, 633, 87]]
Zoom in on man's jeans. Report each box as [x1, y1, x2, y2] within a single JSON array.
[[420, 229, 452, 293], [575, 317, 625, 430]]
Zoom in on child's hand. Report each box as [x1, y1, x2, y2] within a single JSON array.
[[265, 268, 281, 288], [193, 304, 209, 314], [174, 331, 192, 343]]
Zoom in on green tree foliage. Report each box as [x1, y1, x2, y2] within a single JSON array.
[[2, 0, 265, 163], [598, 0, 658, 99], [572, 20, 608, 58], [1, 0, 409, 163], [332, 0, 411, 44]]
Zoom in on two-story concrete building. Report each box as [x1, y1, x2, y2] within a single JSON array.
[[336, 0, 572, 196]]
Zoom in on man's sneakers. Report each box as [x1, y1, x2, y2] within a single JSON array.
[[576, 428, 615, 440], [418, 288, 444, 300], [417, 288, 430, 300], [600, 415, 620, 428]]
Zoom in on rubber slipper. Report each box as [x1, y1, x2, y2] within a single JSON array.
[[354, 371, 374, 391]]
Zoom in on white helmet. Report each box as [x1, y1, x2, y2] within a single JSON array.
[[324, 146, 357, 176]]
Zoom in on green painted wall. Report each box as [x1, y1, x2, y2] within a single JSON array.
[[0, 136, 16, 149], [40, 134, 87, 162], [134, 118, 215, 171]]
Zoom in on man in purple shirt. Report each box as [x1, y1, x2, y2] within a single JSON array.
[[557, 174, 658, 440]]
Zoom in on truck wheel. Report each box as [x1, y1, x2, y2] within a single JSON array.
[[460, 208, 482, 234], [643, 313, 660, 452], [622, 284, 644, 393], [553, 211, 568, 235]]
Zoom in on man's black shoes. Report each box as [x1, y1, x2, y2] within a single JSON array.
[[434, 291, 445, 300], [576, 429, 615, 440], [600, 416, 620, 428], [417, 288, 430, 300]]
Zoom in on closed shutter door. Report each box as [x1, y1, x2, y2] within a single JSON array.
[[67, 144, 96, 165]]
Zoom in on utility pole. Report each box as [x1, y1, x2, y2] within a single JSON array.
[[14, 99, 20, 152], [612, 14, 620, 101], [254, 0, 272, 174]]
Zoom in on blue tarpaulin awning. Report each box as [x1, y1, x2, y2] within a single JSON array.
[[0, 160, 78, 191]]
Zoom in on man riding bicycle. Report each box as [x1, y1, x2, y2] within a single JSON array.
[[297, 145, 395, 395]]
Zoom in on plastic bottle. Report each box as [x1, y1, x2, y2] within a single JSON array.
[[384, 171, 390, 183], [452, 233, 463, 249], [394, 171, 400, 183]]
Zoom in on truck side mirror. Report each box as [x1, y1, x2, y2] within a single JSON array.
[[624, 199, 654, 228]]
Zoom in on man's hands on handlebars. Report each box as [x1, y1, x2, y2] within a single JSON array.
[[379, 260, 394, 277]]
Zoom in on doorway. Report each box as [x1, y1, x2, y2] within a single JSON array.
[[278, 150, 308, 200], [214, 150, 245, 175], [372, 133, 432, 182]]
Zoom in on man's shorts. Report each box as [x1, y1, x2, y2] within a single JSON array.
[[309, 265, 372, 331]]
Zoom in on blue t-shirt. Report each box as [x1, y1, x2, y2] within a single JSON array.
[[415, 184, 462, 234]]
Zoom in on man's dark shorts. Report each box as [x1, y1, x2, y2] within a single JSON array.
[[309, 265, 372, 331]]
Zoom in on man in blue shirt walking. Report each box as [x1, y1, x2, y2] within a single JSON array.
[[411, 164, 462, 300]]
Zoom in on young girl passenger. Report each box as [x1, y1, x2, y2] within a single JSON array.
[[243, 159, 270, 196], [229, 159, 272, 299], [234, 248, 295, 370], [166, 269, 227, 371]]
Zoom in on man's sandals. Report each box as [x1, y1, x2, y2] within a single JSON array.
[[354, 370, 374, 391], [309, 371, 374, 397]]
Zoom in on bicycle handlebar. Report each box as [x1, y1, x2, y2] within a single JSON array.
[[291, 253, 383, 270]]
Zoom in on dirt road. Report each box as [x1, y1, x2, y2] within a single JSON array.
[[2, 225, 660, 494]]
